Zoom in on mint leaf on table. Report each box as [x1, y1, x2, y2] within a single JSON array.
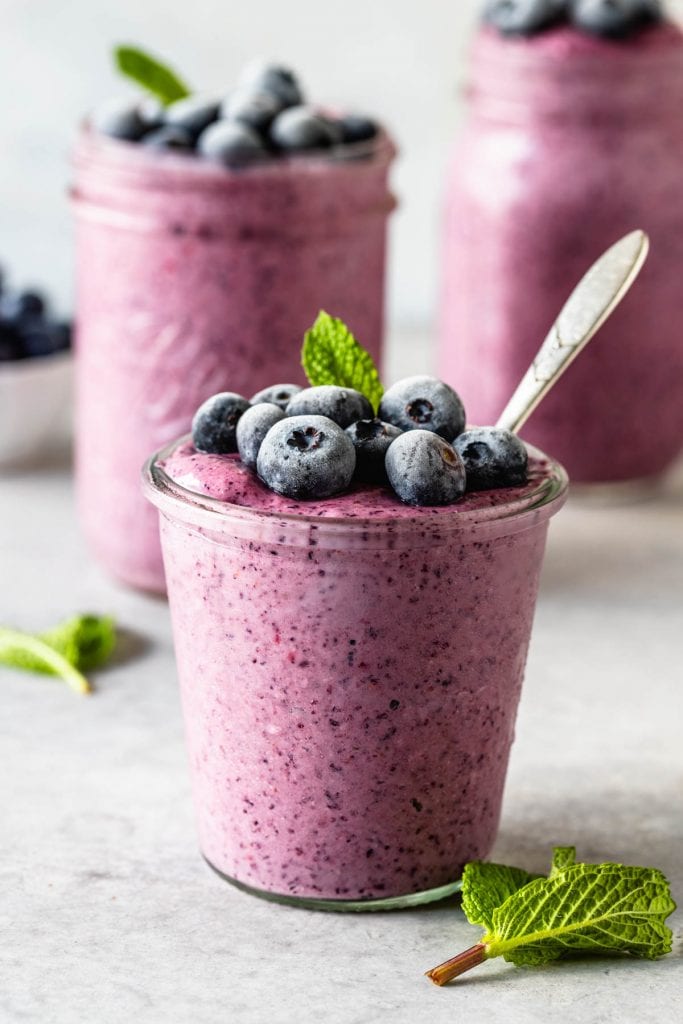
[[114, 45, 190, 105], [426, 847, 676, 985], [0, 615, 116, 695], [301, 311, 384, 412], [461, 860, 543, 932]]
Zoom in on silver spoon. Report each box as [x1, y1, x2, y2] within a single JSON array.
[[495, 230, 650, 435]]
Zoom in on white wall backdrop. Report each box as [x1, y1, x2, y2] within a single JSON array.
[[2, 0, 682, 329]]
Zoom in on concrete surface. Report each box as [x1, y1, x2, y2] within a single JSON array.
[[1, 399, 682, 1023]]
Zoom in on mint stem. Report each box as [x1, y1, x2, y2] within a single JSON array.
[[425, 943, 487, 986], [0, 628, 91, 695]]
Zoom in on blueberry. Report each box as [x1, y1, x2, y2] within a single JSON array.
[[236, 402, 286, 469], [52, 321, 72, 352], [345, 418, 402, 483], [250, 383, 302, 409], [385, 431, 466, 507], [20, 322, 58, 357], [141, 125, 194, 151], [454, 428, 528, 491], [191, 392, 251, 454], [483, 0, 567, 35], [91, 98, 146, 141], [570, 0, 660, 37], [220, 88, 282, 132], [197, 120, 268, 167], [270, 107, 338, 152], [257, 414, 356, 499], [0, 322, 24, 360], [286, 385, 373, 428], [337, 114, 378, 145], [378, 375, 466, 440], [238, 62, 303, 109], [165, 95, 220, 137], [138, 97, 165, 131], [1, 290, 46, 321]]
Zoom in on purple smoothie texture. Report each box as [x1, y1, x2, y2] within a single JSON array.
[[150, 441, 566, 901], [439, 21, 683, 484], [72, 130, 395, 593]]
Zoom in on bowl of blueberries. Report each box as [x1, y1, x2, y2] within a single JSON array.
[[0, 266, 72, 468]]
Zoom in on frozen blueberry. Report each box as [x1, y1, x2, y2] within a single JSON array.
[[165, 95, 220, 137], [570, 0, 660, 37], [141, 125, 194, 151], [454, 428, 528, 490], [0, 322, 24, 360], [20, 322, 58, 357], [270, 106, 338, 152], [191, 392, 251, 454], [250, 383, 302, 409], [198, 120, 268, 167], [220, 88, 283, 132], [286, 385, 373, 428], [385, 430, 466, 507], [345, 418, 402, 483], [257, 414, 356, 499], [138, 96, 165, 131], [378, 375, 466, 440], [236, 402, 286, 469], [337, 114, 378, 145], [91, 98, 146, 140], [239, 61, 303, 108], [1, 290, 46, 322], [483, 0, 567, 35]]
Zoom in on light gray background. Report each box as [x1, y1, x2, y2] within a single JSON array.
[[3, 0, 681, 327]]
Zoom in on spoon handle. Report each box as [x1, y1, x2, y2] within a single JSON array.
[[495, 230, 650, 435]]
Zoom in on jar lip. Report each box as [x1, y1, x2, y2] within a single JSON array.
[[73, 122, 396, 183], [142, 434, 568, 544]]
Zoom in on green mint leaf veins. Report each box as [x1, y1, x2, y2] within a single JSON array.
[[462, 860, 543, 933], [0, 615, 116, 695], [114, 45, 190, 105], [301, 311, 384, 412], [426, 848, 676, 985]]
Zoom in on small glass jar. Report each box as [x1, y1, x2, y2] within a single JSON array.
[[144, 437, 567, 910], [71, 131, 396, 592]]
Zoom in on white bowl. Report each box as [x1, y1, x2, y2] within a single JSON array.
[[0, 351, 73, 469]]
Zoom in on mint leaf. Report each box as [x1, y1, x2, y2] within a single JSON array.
[[114, 45, 190, 105], [0, 615, 116, 695], [301, 311, 384, 412], [426, 849, 676, 985], [462, 860, 542, 933]]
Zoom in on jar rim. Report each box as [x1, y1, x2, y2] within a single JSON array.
[[142, 434, 569, 548]]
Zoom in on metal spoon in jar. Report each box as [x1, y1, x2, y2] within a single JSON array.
[[495, 229, 650, 435]]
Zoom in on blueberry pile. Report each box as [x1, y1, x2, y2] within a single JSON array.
[[483, 0, 662, 38], [0, 268, 71, 362], [92, 61, 379, 168], [190, 377, 528, 507]]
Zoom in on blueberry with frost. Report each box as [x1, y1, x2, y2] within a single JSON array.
[[220, 89, 283, 132], [142, 125, 194, 150], [385, 430, 466, 507], [345, 418, 402, 483], [192, 392, 251, 454], [270, 107, 339, 152], [257, 415, 356, 499], [164, 95, 220, 136], [250, 383, 302, 409], [484, 0, 567, 35], [286, 385, 373, 428], [570, 0, 661, 37], [92, 98, 146, 140], [198, 121, 268, 166], [378, 375, 466, 440], [238, 61, 303, 108], [236, 402, 286, 469], [454, 427, 528, 490]]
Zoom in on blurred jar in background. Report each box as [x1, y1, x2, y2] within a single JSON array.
[[439, 19, 683, 486], [71, 128, 395, 593]]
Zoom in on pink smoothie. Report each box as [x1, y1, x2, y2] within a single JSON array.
[[144, 438, 567, 905], [72, 130, 395, 592], [440, 21, 683, 484]]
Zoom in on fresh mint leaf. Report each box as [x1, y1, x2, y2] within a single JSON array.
[[301, 311, 384, 412], [0, 615, 116, 695], [114, 45, 190, 105], [462, 860, 542, 932], [426, 849, 676, 985]]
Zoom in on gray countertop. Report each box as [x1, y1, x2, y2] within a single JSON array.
[[2, 429, 682, 1023]]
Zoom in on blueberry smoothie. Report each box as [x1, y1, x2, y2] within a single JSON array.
[[144, 430, 566, 905], [439, 3, 683, 483], [72, 61, 395, 592]]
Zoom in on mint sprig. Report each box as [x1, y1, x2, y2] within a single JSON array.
[[0, 615, 116, 695], [114, 45, 190, 106], [301, 311, 384, 413], [426, 846, 676, 985]]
